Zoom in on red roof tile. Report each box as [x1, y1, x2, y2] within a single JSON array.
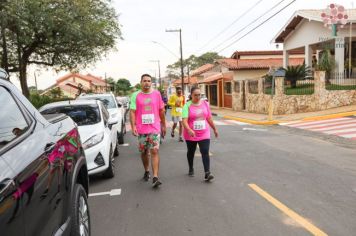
[[217, 58, 304, 70], [202, 73, 233, 83], [173, 76, 198, 85], [190, 64, 214, 76]]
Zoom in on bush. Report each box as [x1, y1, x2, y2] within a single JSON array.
[[29, 93, 71, 109]]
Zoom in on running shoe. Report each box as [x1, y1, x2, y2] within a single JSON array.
[[152, 177, 162, 188], [179, 137, 184, 142], [188, 168, 194, 177], [143, 171, 150, 181], [204, 172, 214, 182]]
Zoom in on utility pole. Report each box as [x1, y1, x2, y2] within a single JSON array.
[[166, 28, 185, 95], [150, 60, 161, 89], [34, 71, 38, 92]]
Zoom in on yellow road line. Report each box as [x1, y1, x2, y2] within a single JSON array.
[[248, 184, 328, 236]]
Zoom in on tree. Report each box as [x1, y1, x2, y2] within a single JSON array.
[[167, 52, 224, 77], [283, 64, 312, 88], [49, 87, 62, 98], [134, 83, 141, 90], [0, 0, 122, 97], [116, 78, 131, 95], [105, 77, 115, 92]]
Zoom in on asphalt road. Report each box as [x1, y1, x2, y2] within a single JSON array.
[[88, 117, 356, 236]]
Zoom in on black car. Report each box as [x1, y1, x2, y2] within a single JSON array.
[[0, 69, 91, 236]]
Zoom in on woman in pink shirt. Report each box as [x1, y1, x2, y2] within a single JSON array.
[[182, 87, 218, 181]]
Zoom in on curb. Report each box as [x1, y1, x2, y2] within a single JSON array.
[[212, 113, 279, 125], [301, 111, 356, 121]]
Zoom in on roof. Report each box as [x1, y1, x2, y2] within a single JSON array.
[[217, 58, 304, 70], [231, 50, 304, 59], [190, 64, 214, 76], [273, 9, 356, 43], [39, 100, 98, 111], [56, 73, 107, 87], [172, 76, 198, 85], [202, 73, 233, 83]]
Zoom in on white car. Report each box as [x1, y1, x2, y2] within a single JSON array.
[[78, 93, 126, 144], [39, 100, 118, 178]]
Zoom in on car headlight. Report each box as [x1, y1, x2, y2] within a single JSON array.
[[83, 132, 104, 149]]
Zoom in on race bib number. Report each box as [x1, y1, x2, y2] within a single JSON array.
[[175, 107, 182, 113], [193, 120, 206, 130], [142, 114, 154, 124]]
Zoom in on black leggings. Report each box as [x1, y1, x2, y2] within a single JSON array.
[[186, 139, 210, 173]]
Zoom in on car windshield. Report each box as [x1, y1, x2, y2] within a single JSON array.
[[81, 96, 116, 109], [41, 105, 101, 126]]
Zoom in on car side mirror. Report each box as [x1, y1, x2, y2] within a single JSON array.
[[117, 102, 122, 108], [108, 117, 118, 129]]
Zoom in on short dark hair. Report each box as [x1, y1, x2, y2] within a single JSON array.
[[176, 87, 182, 91], [141, 74, 152, 82], [189, 86, 200, 100]]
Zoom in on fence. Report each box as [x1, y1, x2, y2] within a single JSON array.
[[263, 77, 272, 95], [326, 72, 356, 90], [284, 79, 314, 95], [248, 80, 259, 94]]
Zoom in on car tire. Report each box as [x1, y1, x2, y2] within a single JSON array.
[[70, 184, 91, 236], [118, 122, 125, 144], [114, 142, 119, 157], [103, 147, 115, 178]]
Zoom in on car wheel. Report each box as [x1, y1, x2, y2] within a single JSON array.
[[118, 122, 125, 144], [114, 142, 119, 157], [70, 184, 90, 236], [103, 147, 115, 178]]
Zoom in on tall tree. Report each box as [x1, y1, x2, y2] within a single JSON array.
[[0, 0, 122, 97], [167, 52, 224, 77], [116, 78, 131, 95]]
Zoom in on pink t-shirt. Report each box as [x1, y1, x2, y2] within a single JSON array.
[[130, 90, 164, 134], [182, 100, 212, 141]]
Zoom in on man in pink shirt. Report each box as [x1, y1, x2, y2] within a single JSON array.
[[130, 74, 166, 187]]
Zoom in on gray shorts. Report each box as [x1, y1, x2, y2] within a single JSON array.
[[172, 116, 182, 123]]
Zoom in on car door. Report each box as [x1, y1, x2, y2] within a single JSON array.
[[0, 86, 66, 236], [0, 156, 24, 236]]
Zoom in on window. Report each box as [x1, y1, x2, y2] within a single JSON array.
[[41, 105, 101, 126], [234, 81, 240, 93], [0, 87, 30, 148], [224, 82, 232, 94], [100, 103, 110, 125]]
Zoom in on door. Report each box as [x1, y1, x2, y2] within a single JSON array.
[[209, 84, 218, 106], [0, 86, 66, 236], [0, 157, 24, 236], [218, 80, 223, 107]]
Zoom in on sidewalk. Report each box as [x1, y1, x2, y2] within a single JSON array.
[[211, 105, 356, 125]]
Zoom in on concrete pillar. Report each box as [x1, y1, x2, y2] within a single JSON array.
[[283, 49, 289, 68], [305, 45, 313, 68], [314, 71, 326, 110], [275, 77, 284, 96], [258, 78, 263, 94], [335, 37, 345, 73]]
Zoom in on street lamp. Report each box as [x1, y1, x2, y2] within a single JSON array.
[[165, 28, 185, 95], [151, 41, 179, 59], [150, 60, 161, 89]]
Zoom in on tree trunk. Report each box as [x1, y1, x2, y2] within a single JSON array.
[[19, 62, 29, 98], [1, 24, 9, 74]]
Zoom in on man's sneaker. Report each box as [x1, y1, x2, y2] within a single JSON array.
[[188, 168, 194, 177], [152, 177, 162, 188], [171, 131, 175, 138], [204, 172, 214, 182], [143, 171, 150, 181], [179, 137, 184, 142]]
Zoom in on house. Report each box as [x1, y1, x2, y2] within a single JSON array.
[[42, 73, 110, 98], [198, 51, 304, 110], [272, 9, 356, 74]]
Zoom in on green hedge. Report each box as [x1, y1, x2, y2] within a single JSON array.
[[29, 94, 71, 109]]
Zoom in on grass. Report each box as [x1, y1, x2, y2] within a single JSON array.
[[325, 84, 356, 90]]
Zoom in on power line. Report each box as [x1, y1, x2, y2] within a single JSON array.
[[195, 0, 265, 54], [211, 0, 288, 52], [218, 0, 296, 53]]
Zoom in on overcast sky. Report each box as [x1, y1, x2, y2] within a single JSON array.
[[12, 0, 356, 90]]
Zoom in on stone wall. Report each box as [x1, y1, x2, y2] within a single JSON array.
[[232, 71, 356, 115]]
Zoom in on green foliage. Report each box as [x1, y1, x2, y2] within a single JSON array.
[[49, 87, 63, 98], [167, 52, 224, 76], [0, 0, 122, 97], [29, 93, 70, 109], [115, 78, 131, 95], [283, 64, 312, 88], [317, 50, 335, 73]]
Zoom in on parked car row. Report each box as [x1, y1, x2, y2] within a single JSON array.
[[0, 71, 90, 235]]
